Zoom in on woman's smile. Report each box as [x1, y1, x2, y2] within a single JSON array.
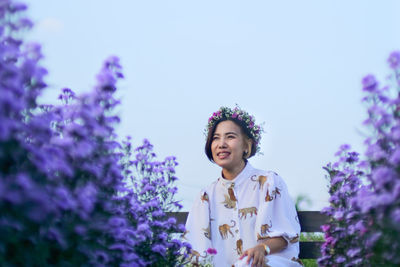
[[217, 151, 231, 159]]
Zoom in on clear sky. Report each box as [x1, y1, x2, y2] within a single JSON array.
[[25, 0, 400, 210]]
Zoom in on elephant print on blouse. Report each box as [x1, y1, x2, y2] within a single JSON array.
[[228, 184, 237, 201], [271, 187, 281, 198], [265, 186, 282, 202], [251, 175, 268, 190], [203, 225, 211, 240], [222, 194, 236, 209], [289, 234, 299, 244], [221, 184, 237, 209], [200, 192, 209, 203], [261, 221, 272, 235], [239, 207, 258, 219], [265, 189, 273, 202], [188, 250, 207, 264], [219, 220, 236, 239], [291, 257, 303, 265], [235, 239, 243, 255], [181, 230, 189, 240]]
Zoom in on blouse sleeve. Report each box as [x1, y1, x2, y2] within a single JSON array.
[[255, 172, 300, 247], [184, 190, 212, 262]]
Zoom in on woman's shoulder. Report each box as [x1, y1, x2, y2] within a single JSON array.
[[250, 165, 279, 177], [199, 178, 219, 194], [250, 165, 286, 185]]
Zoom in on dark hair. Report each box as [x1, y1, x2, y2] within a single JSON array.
[[205, 118, 257, 162]]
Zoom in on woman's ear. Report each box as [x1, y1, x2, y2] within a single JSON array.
[[243, 138, 253, 159]]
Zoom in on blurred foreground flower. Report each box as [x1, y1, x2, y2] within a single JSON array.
[[0, 1, 189, 266], [319, 51, 400, 266]]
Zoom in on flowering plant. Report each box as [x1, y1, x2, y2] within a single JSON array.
[[206, 106, 263, 153], [319, 50, 400, 266], [118, 138, 191, 266], [0, 1, 189, 266], [318, 146, 366, 266]]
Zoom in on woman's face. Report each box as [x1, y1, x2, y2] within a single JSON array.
[[211, 120, 248, 171]]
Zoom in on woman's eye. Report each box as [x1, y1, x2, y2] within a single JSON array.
[[227, 135, 235, 139], [212, 136, 219, 140]]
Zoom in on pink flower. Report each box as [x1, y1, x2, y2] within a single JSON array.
[[206, 248, 217, 255]]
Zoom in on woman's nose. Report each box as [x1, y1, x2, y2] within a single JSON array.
[[218, 137, 227, 148]]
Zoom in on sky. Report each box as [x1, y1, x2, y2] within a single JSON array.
[[25, 0, 400, 210]]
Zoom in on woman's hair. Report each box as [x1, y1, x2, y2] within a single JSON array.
[[204, 118, 257, 162]]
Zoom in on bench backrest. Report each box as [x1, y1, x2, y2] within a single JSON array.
[[166, 211, 327, 259]]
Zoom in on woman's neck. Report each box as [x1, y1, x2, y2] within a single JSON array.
[[222, 161, 246, 180]]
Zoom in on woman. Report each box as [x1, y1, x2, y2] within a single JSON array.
[[185, 106, 302, 267]]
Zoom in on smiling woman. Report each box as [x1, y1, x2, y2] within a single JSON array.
[[210, 120, 250, 179], [185, 106, 302, 267]]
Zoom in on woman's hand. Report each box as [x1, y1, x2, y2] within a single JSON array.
[[239, 244, 266, 267]]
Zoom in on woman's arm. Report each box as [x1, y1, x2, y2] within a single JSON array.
[[239, 237, 287, 267]]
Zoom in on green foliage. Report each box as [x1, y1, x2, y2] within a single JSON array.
[[300, 233, 324, 242], [302, 259, 318, 267]]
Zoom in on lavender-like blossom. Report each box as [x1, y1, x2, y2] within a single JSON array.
[[0, 1, 189, 266], [388, 51, 400, 69], [320, 50, 400, 266]]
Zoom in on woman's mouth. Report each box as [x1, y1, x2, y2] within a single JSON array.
[[217, 152, 230, 159]]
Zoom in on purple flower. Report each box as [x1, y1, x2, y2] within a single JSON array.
[[366, 232, 381, 248], [365, 143, 386, 161], [109, 217, 127, 228], [354, 220, 367, 235], [371, 167, 396, 188], [335, 256, 345, 263], [137, 223, 150, 232], [346, 152, 359, 163], [333, 210, 344, 221], [158, 232, 168, 241], [109, 243, 127, 251], [321, 224, 330, 232], [390, 126, 400, 140], [347, 248, 361, 258], [362, 74, 378, 92], [152, 210, 164, 217], [391, 209, 400, 224], [388, 51, 400, 69], [389, 149, 400, 165], [152, 244, 166, 255], [339, 144, 351, 151], [167, 217, 177, 225]]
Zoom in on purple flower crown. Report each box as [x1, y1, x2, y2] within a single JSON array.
[[206, 106, 263, 153]]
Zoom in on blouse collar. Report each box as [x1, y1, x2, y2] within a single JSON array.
[[219, 162, 255, 188]]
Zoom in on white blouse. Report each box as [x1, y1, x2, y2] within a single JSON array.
[[184, 163, 302, 267]]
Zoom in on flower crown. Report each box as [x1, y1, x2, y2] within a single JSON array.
[[205, 106, 263, 153]]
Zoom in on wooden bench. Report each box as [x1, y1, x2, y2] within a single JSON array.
[[167, 211, 327, 259]]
